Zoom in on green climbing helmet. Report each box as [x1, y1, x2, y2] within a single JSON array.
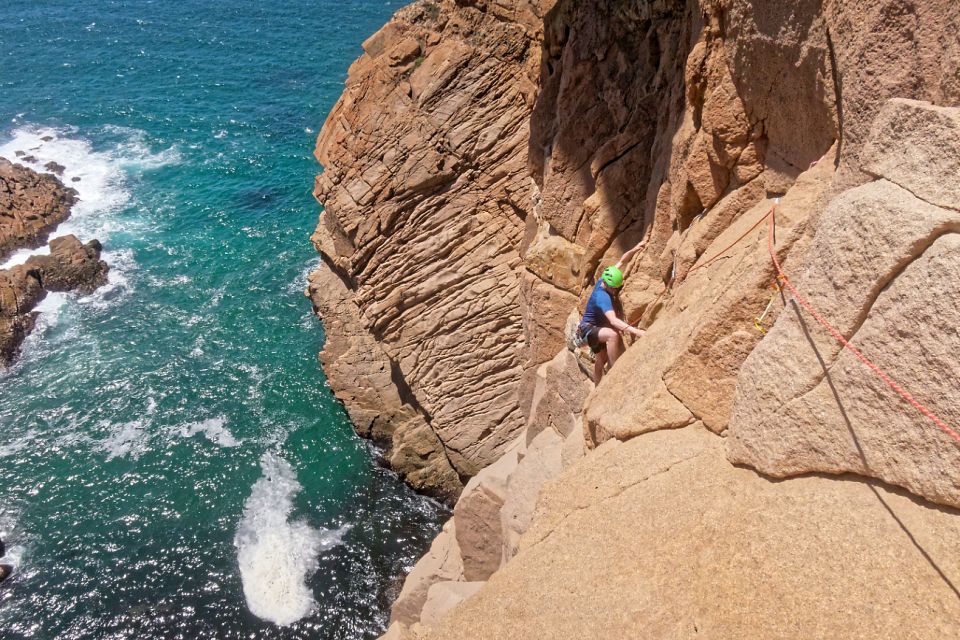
[[601, 265, 623, 288]]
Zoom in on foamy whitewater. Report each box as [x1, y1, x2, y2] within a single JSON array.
[[236, 454, 349, 626], [0, 2, 447, 638], [0, 125, 176, 269]]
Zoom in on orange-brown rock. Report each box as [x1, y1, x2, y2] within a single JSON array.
[[410, 428, 960, 639], [311, 0, 548, 485], [0, 235, 107, 365], [727, 100, 960, 509], [0, 158, 77, 262], [313, 1, 960, 636], [307, 262, 462, 503]]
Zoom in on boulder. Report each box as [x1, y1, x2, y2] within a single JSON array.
[[728, 101, 960, 508], [728, 181, 960, 508], [861, 98, 960, 210]]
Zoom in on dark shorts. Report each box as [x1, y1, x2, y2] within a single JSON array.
[[578, 323, 605, 354]]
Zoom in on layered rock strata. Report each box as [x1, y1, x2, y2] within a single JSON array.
[[0, 157, 77, 263], [311, 0, 960, 636], [310, 0, 549, 498]]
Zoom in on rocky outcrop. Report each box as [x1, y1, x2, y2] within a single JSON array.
[[310, 0, 550, 488], [0, 158, 77, 262], [307, 263, 462, 502], [0, 160, 106, 366], [727, 99, 960, 509], [0, 236, 108, 365]]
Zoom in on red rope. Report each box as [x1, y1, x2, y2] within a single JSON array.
[[766, 207, 960, 445]]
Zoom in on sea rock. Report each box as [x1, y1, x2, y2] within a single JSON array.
[[318, 0, 960, 634], [306, 262, 462, 503], [26, 235, 108, 294], [0, 234, 108, 366], [0, 157, 77, 262], [0, 265, 45, 365], [43, 161, 66, 176], [414, 428, 960, 639], [0, 564, 11, 584]]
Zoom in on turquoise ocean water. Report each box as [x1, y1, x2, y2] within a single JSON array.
[[0, 2, 448, 638]]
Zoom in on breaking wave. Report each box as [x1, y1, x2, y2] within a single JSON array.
[[234, 453, 349, 626]]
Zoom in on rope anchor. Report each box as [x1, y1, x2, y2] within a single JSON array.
[[753, 276, 786, 335]]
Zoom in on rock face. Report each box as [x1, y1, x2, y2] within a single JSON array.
[[727, 99, 960, 509], [307, 263, 462, 502], [311, 0, 960, 636], [0, 158, 77, 262], [310, 0, 547, 485], [387, 347, 588, 628], [412, 428, 960, 639]]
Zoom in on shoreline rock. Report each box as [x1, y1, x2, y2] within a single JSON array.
[[0, 234, 108, 366], [0, 157, 77, 263], [0, 160, 108, 367]]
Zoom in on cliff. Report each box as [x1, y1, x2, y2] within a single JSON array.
[[309, 0, 960, 636]]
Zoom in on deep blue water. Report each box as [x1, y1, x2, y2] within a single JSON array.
[[0, 2, 447, 638]]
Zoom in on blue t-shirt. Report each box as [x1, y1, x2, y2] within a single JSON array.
[[581, 280, 615, 327]]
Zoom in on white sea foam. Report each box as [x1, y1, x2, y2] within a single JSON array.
[[286, 257, 322, 295], [99, 397, 157, 461], [0, 429, 37, 458], [78, 248, 136, 309], [0, 124, 178, 269], [0, 507, 24, 576], [235, 453, 348, 626], [177, 416, 239, 448]]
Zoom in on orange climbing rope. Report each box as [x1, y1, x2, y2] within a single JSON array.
[[765, 206, 960, 446]]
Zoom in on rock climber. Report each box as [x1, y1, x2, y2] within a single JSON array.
[[577, 240, 647, 383]]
